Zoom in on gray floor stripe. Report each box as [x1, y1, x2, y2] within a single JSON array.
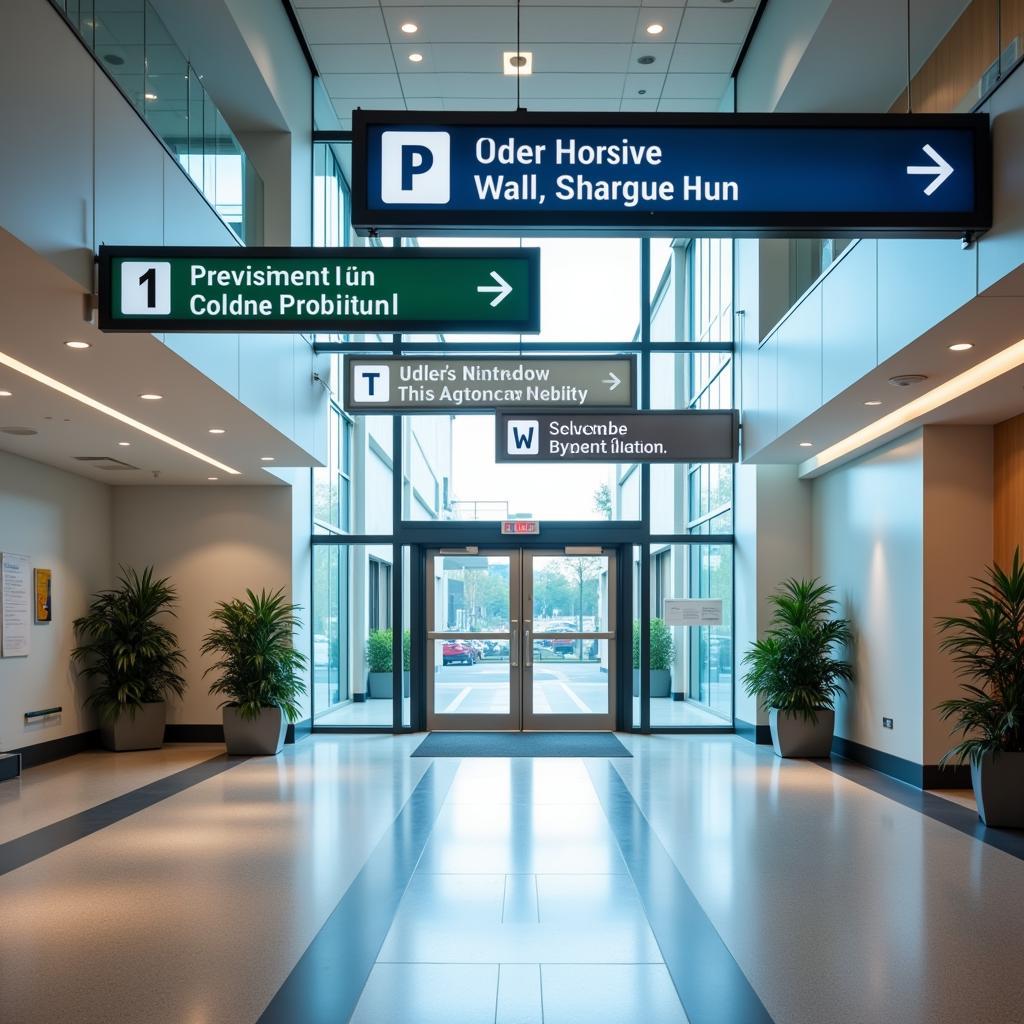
[[0, 754, 247, 877], [588, 760, 775, 1024], [817, 756, 1024, 861], [257, 763, 454, 1024]]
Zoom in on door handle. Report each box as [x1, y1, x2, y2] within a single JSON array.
[[511, 621, 519, 668], [524, 627, 532, 667]]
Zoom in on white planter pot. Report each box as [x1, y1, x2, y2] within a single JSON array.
[[222, 706, 287, 756]]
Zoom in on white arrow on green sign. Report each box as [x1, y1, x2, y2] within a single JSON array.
[[97, 245, 540, 334]]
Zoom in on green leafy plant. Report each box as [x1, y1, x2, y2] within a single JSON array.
[[632, 618, 675, 671], [936, 549, 1024, 766], [743, 578, 853, 723], [202, 588, 306, 722], [367, 628, 413, 672], [72, 566, 186, 723]]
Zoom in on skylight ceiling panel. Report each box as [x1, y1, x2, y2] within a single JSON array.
[[296, 7, 389, 45]]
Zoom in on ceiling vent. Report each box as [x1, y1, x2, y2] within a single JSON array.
[[888, 374, 928, 388], [1, 426, 38, 436], [74, 456, 139, 471]]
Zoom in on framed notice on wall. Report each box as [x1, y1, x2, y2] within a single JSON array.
[[1, 552, 32, 657], [34, 569, 52, 623]]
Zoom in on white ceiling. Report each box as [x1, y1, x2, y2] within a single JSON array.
[[0, 229, 317, 487], [293, 0, 759, 125]]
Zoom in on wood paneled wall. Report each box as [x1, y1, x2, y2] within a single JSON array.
[[994, 412, 1024, 566], [890, 0, 999, 113]]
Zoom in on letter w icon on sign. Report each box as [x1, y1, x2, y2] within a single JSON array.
[[507, 420, 539, 456]]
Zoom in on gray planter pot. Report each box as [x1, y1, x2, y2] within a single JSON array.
[[99, 701, 166, 752], [769, 707, 835, 758], [632, 669, 672, 697], [368, 671, 411, 699], [222, 706, 287, 756], [972, 751, 1024, 828]]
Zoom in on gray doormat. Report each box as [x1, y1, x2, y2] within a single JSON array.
[[411, 732, 632, 758]]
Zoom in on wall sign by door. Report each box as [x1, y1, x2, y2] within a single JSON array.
[[664, 599, 723, 627], [1, 552, 32, 657]]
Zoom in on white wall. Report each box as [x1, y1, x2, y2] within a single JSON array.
[[812, 432, 925, 763], [111, 485, 297, 727], [0, 452, 112, 752]]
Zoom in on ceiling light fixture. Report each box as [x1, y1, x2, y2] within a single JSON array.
[[208, 476, 218, 481], [799, 441, 813, 447], [401, 21, 418, 34], [139, 393, 162, 400], [864, 400, 882, 406], [637, 55, 656, 66], [118, 441, 131, 446], [801, 338, 1024, 478], [144, 92, 157, 101], [0, 390, 11, 397], [260, 456, 275, 462], [208, 427, 225, 434], [65, 340, 90, 349], [0, 350, 240, 475], [503, 51, 533, 76], [408, 52, 423, 63], [646, 23, 664, 35], [949, 342, 974, 351]]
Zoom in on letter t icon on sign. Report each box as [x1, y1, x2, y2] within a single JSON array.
[[354, 365, 390, 403]]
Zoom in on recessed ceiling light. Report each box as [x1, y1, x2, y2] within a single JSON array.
[[637, 55, 656, 66], [401, 22, 418, 34], [0, 350, 239, 475], [646, 23, 664, 35], [260, 456, 275, 462], [144, 92, 157, 101], [207, 476, 218, 481], [139, 393, 162, 400], [503, 51, 533, 76], [0, 390, 11, 397], [799, 441, 813, 447], [864, 400, 882, 406], [408, 52, 423, 63], [949, 342, 973, 351], [103, 53, 124, 66], [65, 340, 90, 349], [118, 441, 131, 446], [208, 427, 225, 434]]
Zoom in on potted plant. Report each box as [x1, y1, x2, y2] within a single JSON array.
[[72, 566, 186, 751], [936, 550, 1024, 828], [632, 618, 675, 697], [743, 578, 853, 758], [202, 588, 306, 756], [366, 628, 412, 699]]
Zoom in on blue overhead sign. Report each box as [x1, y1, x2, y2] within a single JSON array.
[[352, 111, 991, 238]]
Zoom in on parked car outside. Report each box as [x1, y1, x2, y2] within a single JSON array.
[[442, 640, 478, 666]]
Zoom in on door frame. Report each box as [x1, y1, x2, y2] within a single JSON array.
[[422, 545, 619, 732]]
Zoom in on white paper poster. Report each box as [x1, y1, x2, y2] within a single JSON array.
[[1, 552, 32, 657], [664, 598, 724, 627]]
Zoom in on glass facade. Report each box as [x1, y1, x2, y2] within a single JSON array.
[[310, 143, 735, 732], [50, 0, 263, 243]]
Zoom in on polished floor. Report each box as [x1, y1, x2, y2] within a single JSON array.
[[1, 734, 1022, 1023]]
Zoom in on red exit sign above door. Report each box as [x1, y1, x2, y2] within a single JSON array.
[[501, 520, 540, 535]]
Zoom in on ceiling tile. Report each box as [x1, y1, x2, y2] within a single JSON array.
[[633, 8, 683, 43], [444, 97, 521, 112], [411, 72, 517, 99], [426, 43, 511, 73], [658, 96, 726, 113], [297, 7, 389, 45], [520, 6, 640, 43], [623, 71, 665, 98], [392, 42, 438, 71], [524, 98, 624, 111], [627, 42, 673, 71], [668, 42, 739, 74], [322, 73, 405, 99], [686, 0, 758, 7], [529, 43, 633, 73], [676, 7, 755, 44], [382, 6, 516, 42], [620, 98, 660, 111], [662, 72, 730, 99], [520, 72, 627, 99], [310, 44, 395, 74]]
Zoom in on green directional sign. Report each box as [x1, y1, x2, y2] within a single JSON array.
[[97, 245, 540, 334]]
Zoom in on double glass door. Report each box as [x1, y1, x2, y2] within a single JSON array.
[[426, 548, 616, 731]]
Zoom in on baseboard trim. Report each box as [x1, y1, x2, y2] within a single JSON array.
[[288, 716, 313, 743], [10, 730, 100, 769], [831, 736, 971, 790], [735, 718, 772, 745], [352, 692, 367, 703]]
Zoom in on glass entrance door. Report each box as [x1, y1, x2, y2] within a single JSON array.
[[426, 548, 617, 731]]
